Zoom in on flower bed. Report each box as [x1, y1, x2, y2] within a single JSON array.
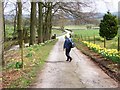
[[82, 41, 120, 63]]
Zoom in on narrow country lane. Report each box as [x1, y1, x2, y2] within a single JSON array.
[[31, 36, 118, 88]]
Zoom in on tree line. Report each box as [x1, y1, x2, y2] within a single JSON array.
[[1, 0, 95, 65], [17, 1, 53, 48], [3, 1, 95, 43]]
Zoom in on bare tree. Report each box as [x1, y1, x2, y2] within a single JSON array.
[[30, 1, 36, 45], [3, 1, 8, 42], [13, 3, 17, 39], [52, 2, 96, 25], [0, 1, 4, 65], [47, 2, 52, 39], [17, 1, 22, 48], [3, 0, 96, 47], [38, 2, 43, 43]]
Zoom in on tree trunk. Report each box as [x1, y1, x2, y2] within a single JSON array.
[[0, 1, 4, 65], [17, 0, 24, 68], [38, 2, 43, 43], [42, 2, 53, 42], [2, 2, 6, 42], [42, 22, 45, 43], [13, 6, 17, 39], [17, 1, 22, 48], [30, 2, 36, 45], [44, 3, 49, 41], [48, 2, 52, 40], [44, 2, 52, 41]]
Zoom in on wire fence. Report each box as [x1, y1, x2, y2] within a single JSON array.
[[74, 34, 120, 51]]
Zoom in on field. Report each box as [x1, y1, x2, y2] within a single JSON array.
[[5, 25, 64, 39], [64, 25, 118, 50], [65, 25, 86, 30], [52, 25, 118, 49], [5, 25, 118, 50], [70, 25, 119, 64], [52, 29, 65, 37], [4, 25, 64, 50], [74, 30, 118, 49]]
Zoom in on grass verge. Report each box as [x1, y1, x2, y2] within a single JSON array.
[[74, 38, 120, 83], [2, 39, 57, 88]]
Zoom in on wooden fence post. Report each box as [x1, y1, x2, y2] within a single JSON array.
[[118, 37, 120, 51], [81, 35, 83, 41], [85, 36, 86, 41], [104, 37, 106, 48], [118, 26, 120, 51], [88, 36, 90, 43], [94, 35, 95, 44]]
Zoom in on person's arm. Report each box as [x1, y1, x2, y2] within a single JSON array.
[[63, 40, 66, 50]]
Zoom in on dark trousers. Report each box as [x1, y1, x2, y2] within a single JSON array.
[[65, 48, 72, 60]]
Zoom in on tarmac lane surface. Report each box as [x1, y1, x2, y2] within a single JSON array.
[[31, 35, 118, 88]]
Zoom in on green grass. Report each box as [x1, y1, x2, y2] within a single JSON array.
[[53, 25, 93, 30], [73, 29, 118, 49], [52, 26, 61, 29], [65, 25, 85, 29], [52, 29, 65, 36], [5, 25, 14, 39], [3, 40, 57, 88], [53, 24, 118, 49], [74, 29, 99, 36], [53, 25, 118, 49]]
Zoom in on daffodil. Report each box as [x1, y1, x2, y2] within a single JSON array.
[[82, 41, 120, 63]]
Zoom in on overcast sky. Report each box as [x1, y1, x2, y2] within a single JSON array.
[[95, 0, 120, 13], [4, 0, 120, 15]]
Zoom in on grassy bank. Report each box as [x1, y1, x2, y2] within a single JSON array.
[[73, 29, 118, 49], [3, 40, 57, 88], [73, 38, 119, 82]]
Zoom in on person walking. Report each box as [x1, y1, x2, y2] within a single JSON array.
[[63, 36, 72, 62]]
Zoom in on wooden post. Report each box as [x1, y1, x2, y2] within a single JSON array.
[[118, 3, 120, 78], [118, 27, 120, 51], [78, 36, 80, 42], [21, 39, 24, 68], [81, 35, 83, 41], [94, 35, 95, 44], [88, 36, 90, 43], [118, 2, 120, 51], [104, 37, 106, 48], [85, 36, 86, 41], [118, 37, 120, 51], [87, 36, 89, 42], [0, 1, 4, 66]]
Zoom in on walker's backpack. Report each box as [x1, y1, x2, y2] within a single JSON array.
[[71, 42, 75, 48], [69, 39, 75, 48]]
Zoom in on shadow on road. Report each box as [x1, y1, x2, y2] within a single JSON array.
[[45, 61, 66, 63]]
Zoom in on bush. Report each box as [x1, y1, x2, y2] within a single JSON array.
[[99, 11, 118, 40]]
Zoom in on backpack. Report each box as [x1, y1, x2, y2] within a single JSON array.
[[71, 42, 75, 48], [69, 39, 75, 48]]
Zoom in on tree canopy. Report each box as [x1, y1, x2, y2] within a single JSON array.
[[99, 11, 118, 40]]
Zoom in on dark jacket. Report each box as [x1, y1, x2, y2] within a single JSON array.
[[63, 38, 72, 49]]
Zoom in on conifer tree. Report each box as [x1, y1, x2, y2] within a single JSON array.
[[99, 11, 118, 40]]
